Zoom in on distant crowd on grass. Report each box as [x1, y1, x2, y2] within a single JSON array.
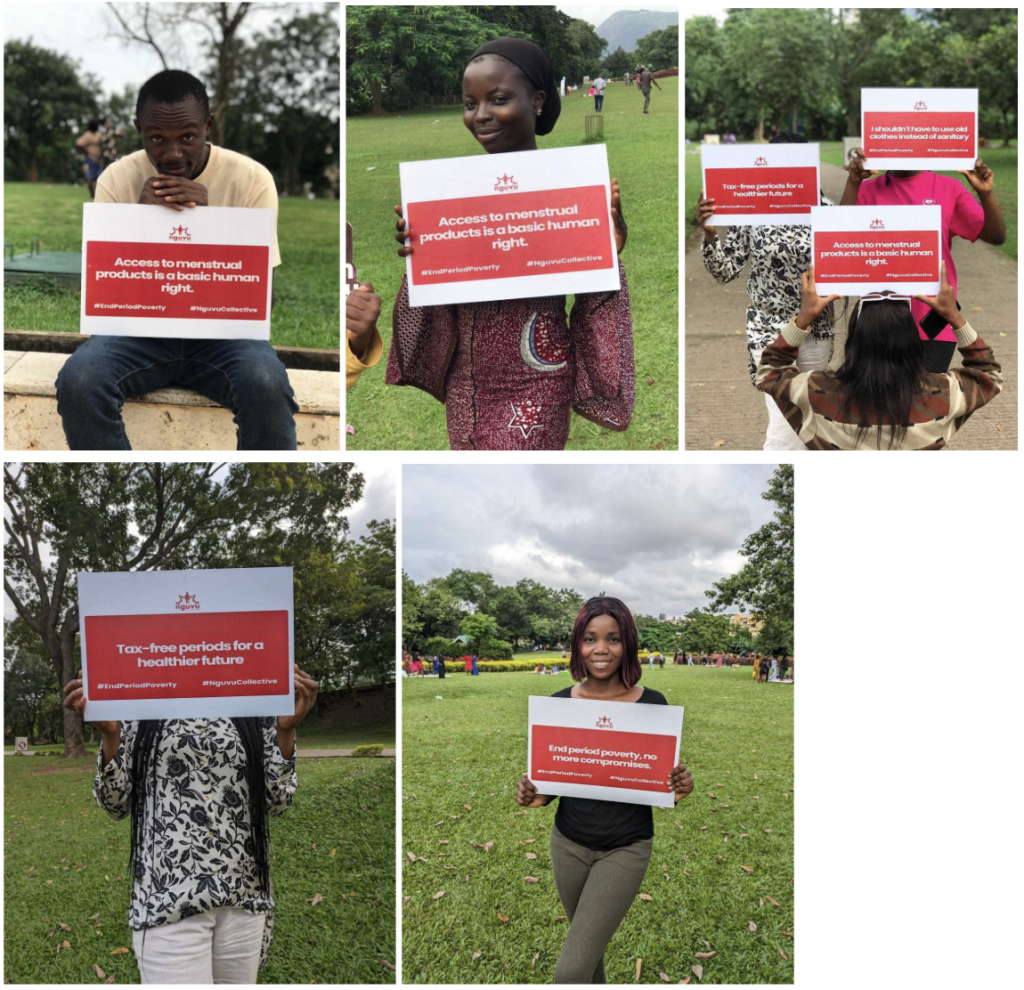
[[400, 647, 794, 680]]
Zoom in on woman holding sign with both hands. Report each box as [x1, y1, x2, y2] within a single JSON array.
[[388, 38, 634, 451], [62, 666, 318, 983], [755, 262, 1003, 450], [515, 597, 694, 984]]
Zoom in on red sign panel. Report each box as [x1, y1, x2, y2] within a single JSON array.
[[863, 111, 975, 159], [85, 610, 289, 700], [530, 724, 677, 794], [84, 241, 269, 320], [813, 230, 940, 284], [406, 185, 613, 285], [703, 166, 819, 216]]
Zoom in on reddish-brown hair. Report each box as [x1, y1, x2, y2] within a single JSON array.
[[569, 596, 642, 688]]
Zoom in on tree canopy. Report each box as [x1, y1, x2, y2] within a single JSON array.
[[4, 3, 340, 191], [685, 9, 1017, 144]]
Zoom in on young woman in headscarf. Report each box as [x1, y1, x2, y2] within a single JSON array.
[[387, 38, 633, 450], [62, 666, 318, 983], [515, 598, 695, 983]]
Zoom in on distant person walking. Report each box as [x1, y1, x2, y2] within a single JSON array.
[[75, 119, 104, 198], [592, 74, 606, 112], [640, 66, 661, 115]]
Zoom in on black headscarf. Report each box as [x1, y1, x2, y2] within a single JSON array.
[[468, 38, 561, 137]]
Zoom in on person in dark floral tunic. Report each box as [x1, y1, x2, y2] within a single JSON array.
[[696, 132, 837, 450], [63, 666, 318, 983]]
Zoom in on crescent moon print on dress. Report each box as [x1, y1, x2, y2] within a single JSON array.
[[520, 312, 569, 371]]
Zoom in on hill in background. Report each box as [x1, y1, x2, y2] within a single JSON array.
[[595, 8, 679, 54]]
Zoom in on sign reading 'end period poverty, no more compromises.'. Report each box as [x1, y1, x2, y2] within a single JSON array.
[[81, 203, 275, 340], [861, 88, 978, 171], [811, 205, 941, 296], [528, 696, 683, 808], [78, 566, 295, 721], [400, 144, 619, 307], [701, 143, 821, 226]]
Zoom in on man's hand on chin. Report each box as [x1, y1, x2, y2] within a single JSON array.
[[138, 175, 209, 211]]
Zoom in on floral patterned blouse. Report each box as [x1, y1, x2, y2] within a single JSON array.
[[701, 193, 837, 385], [94, 718, 297, 965]]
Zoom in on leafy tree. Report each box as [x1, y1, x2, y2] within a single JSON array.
[[678, 610, 733, 654], [729, 624, 757, 652], [635, 25, 678, 69], [460, 611, 499, 651], [232, 7, 340, 195], [402, 570, 424, 650], [4, 619, 58, 743], [416, 578, 464, 641], [445, 569, 501, 614], [4, 462, 365, 757], [973, 20, 1018, 145], [3, 40, 101, 182], [705, 465, 794, 652], [602, 47, 633, 78]]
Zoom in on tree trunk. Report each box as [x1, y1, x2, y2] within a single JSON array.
[[1003, 109, 1011, 148], [60, 638, 86, 757], [369, 79, 386, 115], [754, 108, 765, 143]]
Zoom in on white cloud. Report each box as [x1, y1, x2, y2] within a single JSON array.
[[403, 464, 781, 617]]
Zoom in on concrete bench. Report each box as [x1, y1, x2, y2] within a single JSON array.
[[4, 350, 340, 450]]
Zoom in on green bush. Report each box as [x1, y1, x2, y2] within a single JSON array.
[[476, 636, 513, 660], [350, 744, 385, 758], [423, 637, 464, 657]]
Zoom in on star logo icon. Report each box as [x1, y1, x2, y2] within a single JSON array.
[[508, 399, 543, 439]]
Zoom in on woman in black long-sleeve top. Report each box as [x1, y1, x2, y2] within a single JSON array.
[[516, 597, 695, 983]]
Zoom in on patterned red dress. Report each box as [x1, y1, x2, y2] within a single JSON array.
[[385, 259, 635, 450]]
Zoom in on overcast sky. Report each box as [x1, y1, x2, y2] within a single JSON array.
[[3, 2, 326, 100], [3, 461, 394, 621], [403, 465, 780, 618]]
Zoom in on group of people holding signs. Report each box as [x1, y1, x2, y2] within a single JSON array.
[[698, 87, 1005, 450]]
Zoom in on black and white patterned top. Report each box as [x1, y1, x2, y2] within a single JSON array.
[[94, 718, 297, 965], [702, 193, 837, 384]]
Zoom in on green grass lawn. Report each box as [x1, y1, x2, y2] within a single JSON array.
[[3, 755, 395, 983], [3, 182, 340, 349], [686, 137, 1017, 261], [346, 79, 679, 450], [402, 667, 794, 984]]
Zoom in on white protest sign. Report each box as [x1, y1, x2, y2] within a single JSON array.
[[78, 567, 294, 721], [701, 143, 820, 225], [400, 144, 619, 307], [810, 204, 942, 296], [528, 695, 683, 808], [81, 204, 275, 339], [861, 88, 978, 171]]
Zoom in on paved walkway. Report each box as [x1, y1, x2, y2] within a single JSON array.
[[685, 159, 1018, 450]]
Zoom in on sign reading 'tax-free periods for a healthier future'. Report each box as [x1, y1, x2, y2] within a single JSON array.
[[810, 204, 942, 296], [528, 696, 683, 808], [78, 567, 295, 721], [701, 143, 821, 225], [81, 204, 275, 340], [861, 88, 978, 171], [400, 144, 620, 307]]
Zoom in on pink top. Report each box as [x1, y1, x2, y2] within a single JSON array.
[[856, 172, 985, 341]]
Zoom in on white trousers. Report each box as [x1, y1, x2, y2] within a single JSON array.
[[132, 906, 264, 984], [760, 335, 834, 451]]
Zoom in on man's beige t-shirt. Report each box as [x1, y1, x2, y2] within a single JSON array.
[[95, 144, 281, 266]]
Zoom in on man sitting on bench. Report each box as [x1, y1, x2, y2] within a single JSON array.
[[57, 70, 298, 450]]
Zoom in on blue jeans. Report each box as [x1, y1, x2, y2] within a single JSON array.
[[594, 93, 604, 112], [56, 336, 299, 450]]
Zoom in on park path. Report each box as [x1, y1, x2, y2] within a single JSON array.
[[684, 159, 1018, 450]]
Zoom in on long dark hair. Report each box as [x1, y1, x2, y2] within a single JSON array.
[[569, 596, 642, 688], [834, 299, 926, 449], [129, 718, 270, 895]]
